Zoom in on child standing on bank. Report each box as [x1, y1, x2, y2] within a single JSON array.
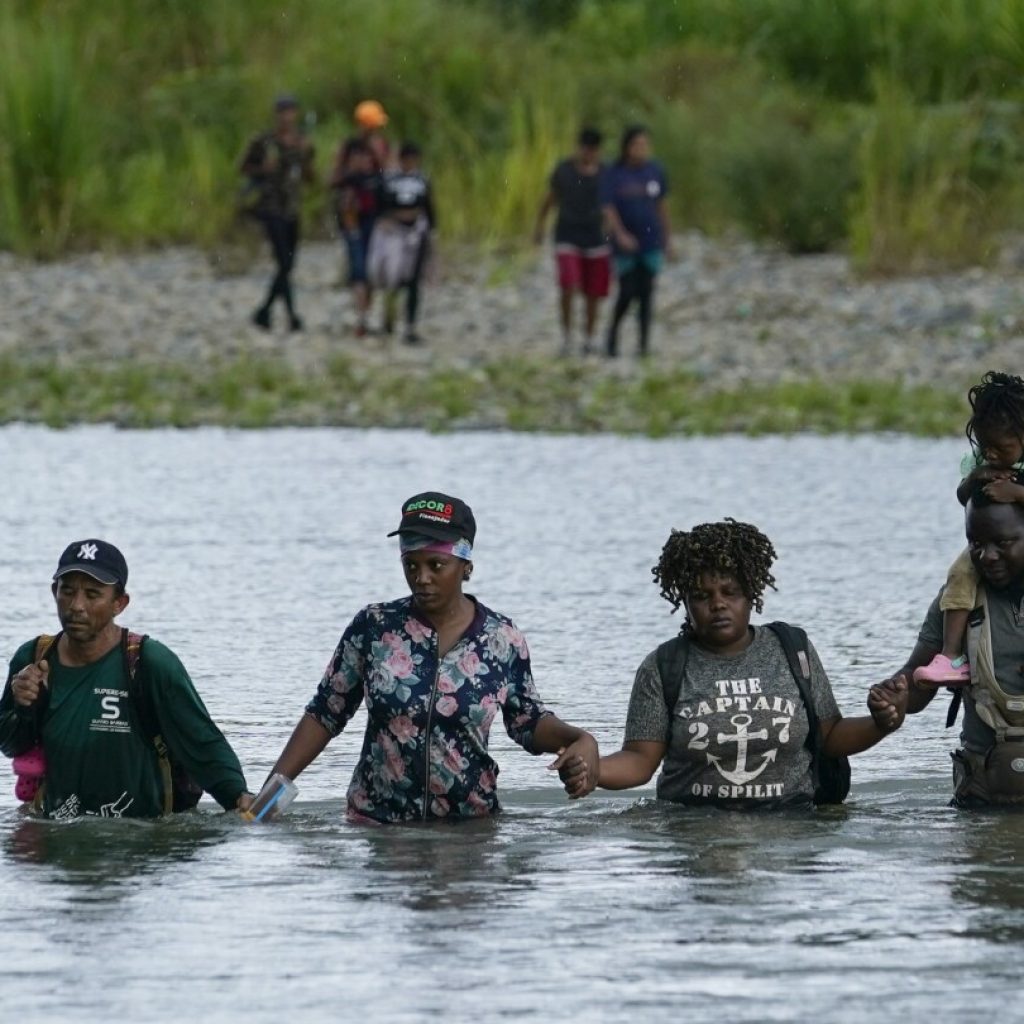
[[915, 372, 1024, 686]]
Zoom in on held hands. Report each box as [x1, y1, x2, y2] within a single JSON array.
[[235, 792, 255, 814], [11, 659, 49, 707], [548, 733, 600, 800], [867, 675, 909, 734]]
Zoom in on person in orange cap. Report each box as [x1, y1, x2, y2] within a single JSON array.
[[329, 99, 394, 336]]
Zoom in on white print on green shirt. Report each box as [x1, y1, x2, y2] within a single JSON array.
[[89, 686, 131, 735]]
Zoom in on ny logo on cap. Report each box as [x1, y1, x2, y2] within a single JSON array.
[[78, 543, 98, 561]]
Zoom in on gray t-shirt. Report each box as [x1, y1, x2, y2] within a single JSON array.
[[917, 584, 1024, 752], [625, 626, 840, 808]]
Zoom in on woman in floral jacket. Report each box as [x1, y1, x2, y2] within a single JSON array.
[[270, 491, 599, 823]]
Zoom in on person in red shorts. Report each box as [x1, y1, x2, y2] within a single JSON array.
[[534, 128, 611, 355]]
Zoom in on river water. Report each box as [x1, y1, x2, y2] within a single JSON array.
[[0, 425, 1018, 1023]]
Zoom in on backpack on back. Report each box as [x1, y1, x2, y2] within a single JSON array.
[[655, 621, 851, 806], [30, 630, 203, 815]]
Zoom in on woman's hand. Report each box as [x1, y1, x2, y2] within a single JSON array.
[[616, 230, 640, 253], [867, 675, 908, 734], [548, 733, 600, 800]]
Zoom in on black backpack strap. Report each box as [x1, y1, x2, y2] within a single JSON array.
[[656, 635, 690, 738], [946, 689, 963, 729], [767, 620, 851, 805], [766, 622, 817, 745]]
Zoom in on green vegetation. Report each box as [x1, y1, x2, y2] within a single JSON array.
[[0, 354, 966, 435], [3, 0, 1024, 270]]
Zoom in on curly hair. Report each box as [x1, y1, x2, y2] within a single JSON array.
[[652, 518, 778, 621], [966, 371, 1024, 451]]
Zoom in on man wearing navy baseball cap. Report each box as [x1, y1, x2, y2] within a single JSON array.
[[0, 539, 253, 819]]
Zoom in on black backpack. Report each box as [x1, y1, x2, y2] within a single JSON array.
[[655, 621, 851, 805], [35, 630, 203, 814]]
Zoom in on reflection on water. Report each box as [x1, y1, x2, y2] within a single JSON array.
[[5, 813, 229, 877], [2, 426, 1023, 1021]]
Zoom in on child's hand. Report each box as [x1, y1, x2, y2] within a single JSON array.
[[971, 465, 1013, 484], [983, 479, 1024, 503]]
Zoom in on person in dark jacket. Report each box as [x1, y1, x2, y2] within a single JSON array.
[[240, 94, 315, 332]]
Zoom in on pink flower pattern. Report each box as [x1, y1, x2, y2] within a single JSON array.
[[307, 597, 549, 823]]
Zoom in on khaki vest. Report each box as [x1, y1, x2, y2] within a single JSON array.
[[966, 587, 1024, 742]]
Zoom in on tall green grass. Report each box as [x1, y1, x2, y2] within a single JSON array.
[[0, 18, 88, 255], [3, 0, 1024, 269]]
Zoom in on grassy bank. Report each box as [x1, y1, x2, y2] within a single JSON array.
[[3, 0, 1024, 270], [0, 355, 965, 435]]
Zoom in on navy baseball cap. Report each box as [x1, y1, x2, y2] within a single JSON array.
[[53, 539, 128, 587], [387, 492, 477, 544]]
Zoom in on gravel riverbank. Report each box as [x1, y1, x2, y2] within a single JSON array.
[[1, 233, 1022, 430]]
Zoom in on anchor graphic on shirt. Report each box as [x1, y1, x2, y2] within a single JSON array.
[[706, 713, 778, 786]]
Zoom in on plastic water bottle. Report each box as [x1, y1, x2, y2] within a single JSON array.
[[243, 773, 298, 822]]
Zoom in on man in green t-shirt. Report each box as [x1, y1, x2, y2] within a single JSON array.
[[0, 539, 253, 819]]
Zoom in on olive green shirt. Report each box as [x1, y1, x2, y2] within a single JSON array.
[[0, 636, 247, 818]]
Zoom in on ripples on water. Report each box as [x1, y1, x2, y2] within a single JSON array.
[[1, 426, 1021, 1022]]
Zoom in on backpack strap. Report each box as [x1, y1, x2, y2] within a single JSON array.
[[765, 622, 818, 746], [656, 634, 690, 738], [946, 690, 964, 729], [34, 633, 60, 664], [766, 620, 852, 805], [120, 628, 172, 815]]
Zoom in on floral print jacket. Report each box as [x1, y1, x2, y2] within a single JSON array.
[[306, 597, 550, 823]]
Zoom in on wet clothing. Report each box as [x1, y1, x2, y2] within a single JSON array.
[[549, 159, 606, 249], [239, 132, 314, 221], [305, 596, 550, 823], [920, 583, 1024, 758], [624, 626, 839, 809], [600, 161, 669, 254], [0, 637, 247, 819], [917, 583, 1024, 805]]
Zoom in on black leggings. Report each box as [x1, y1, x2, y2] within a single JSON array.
[[259, 215, 299, 317], [607, 261, 656, 356]]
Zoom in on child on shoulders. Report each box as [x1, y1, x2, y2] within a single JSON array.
[[916, 372, 1024, 686]]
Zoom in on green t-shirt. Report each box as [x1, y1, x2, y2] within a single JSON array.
[[0, 635, 247, 818]]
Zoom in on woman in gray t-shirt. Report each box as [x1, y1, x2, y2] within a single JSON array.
[[596, 519, 906, 809]]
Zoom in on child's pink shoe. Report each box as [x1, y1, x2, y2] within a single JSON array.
[[12, 746, 46, 803], [913, 654, 971, 687]]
